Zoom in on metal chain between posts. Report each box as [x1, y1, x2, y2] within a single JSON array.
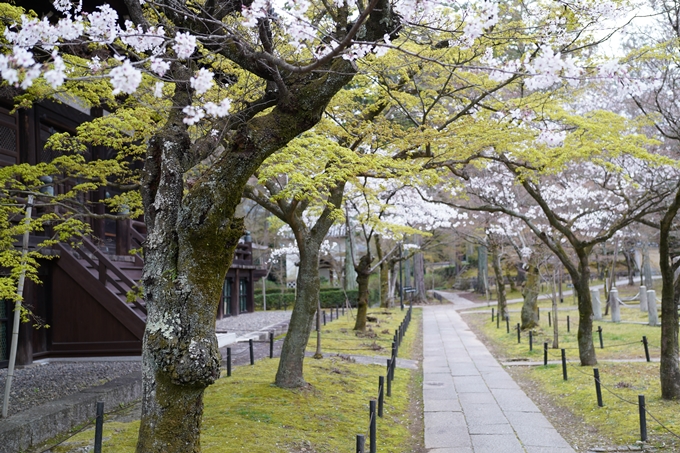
[[544, 348, 680, 442], [354, 307, 412, 451]]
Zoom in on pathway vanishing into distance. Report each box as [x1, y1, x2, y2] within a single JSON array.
[[422, 294, 576, 453]]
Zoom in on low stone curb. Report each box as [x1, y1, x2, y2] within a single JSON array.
[[0, 371, 142, 453]]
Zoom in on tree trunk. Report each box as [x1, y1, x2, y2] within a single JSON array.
[[659, 188, 680, 399], [573, 253, 597, 366], [414, 236, 427, 302], [374, 235, 389, 308], [353, 253, 372, 331], [380, 261, 389, 308], [135, 57, 367, 452], [642, 246, 653, 289], [507, 267, 518, 293], [387, 259, 398, 305], [477, 245, 488, 294], [623, 248, 636, 287], [137, 140, 248, 453], [275, 241, 321, 388], [520, 262, 539, 329], [491, 247, 508, 321]]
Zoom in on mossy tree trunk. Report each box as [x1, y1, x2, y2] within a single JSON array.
[[275, 240, 321, 387], [414, 235, 427, 302], [375, 235, 390, 308], [659, 187, 680, 399], [271, 182, 345, 388], [571, 251, 597, 366], [134, 49, 382, 450], [353, 253, 372, 331], [491, 246, 508, 321], [477, 245, 488, 294], [520, 262, 539, 329]]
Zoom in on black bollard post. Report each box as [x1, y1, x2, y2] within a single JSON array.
[[506, 316, 510, 333], [594, 368, 603, 407], [548, 311, 552, 327], [529, 331, 533, 351], [370, 400, 377, 453], [639, 395, 647, 442], [543, 342, 548, 366], [227, 347, 232, 377], [497, 312, 500, 329], [378, 376, 384, 417], [386, 359, 392, 397], [561, 349, 567, 380], [94, 401, 104, 453], [249, 338, 254, 365], [269, 332, 274, 359], [642, 336, 650, 362], [517, 323, 521, 343], [598, 326, 603, 349], [567, 315, 570, 333], [492, 307, 495, 322], [390, 352, 396, 381], [323, 310, 326, 326], [356, 434, 365, 453]]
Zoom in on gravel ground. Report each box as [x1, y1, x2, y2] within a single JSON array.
[[215, 309, 292, 334], [0, 360, 141, 418], [1, 310, 292, 420]]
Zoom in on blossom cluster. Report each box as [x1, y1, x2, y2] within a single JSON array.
[[1, 4, 196, 96]]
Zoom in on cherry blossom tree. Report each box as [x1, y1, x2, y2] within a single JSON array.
[[617, 0, 680, 399], [436, 144, 677, 366], [0, 0, 403, 449], [0, 0, 652, 446]]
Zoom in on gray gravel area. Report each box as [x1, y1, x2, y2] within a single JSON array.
[[215, 309, 292, 334], [0, 360, 141, 418], [0, 311, 291, 420]]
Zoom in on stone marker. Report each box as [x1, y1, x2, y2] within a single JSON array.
[[647, 289, 659, 326], [639, 286, 647, 312], [610, 288, 621, 322], [591, 288, 602, 321]]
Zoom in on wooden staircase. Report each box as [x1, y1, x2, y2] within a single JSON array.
[[54, 229, 147, 340]]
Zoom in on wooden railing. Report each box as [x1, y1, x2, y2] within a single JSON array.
[[232, 242, 253, 266], [59, 236, 146, 315]]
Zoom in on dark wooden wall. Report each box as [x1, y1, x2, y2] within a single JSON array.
[[48, 264, 141, 356]]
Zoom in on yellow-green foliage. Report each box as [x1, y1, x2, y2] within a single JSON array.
[[53, 310, 423, 453]]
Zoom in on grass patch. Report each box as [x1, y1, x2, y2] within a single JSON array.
[[309, 308, 417, 357], [470, 308, 661, 362], [464, 311, 680, 450], [527, 361, 680, 450], [54, 309, 422, 453]]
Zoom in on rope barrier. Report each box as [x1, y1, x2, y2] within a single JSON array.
[[543, 346, 680, 442]]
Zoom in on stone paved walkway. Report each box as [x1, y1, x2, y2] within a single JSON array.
[[423, 298, 576, 453]]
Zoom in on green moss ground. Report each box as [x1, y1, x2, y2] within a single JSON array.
[[465, 311, 680, 450], [309, 308, 416, 357], [53, 309, 422, 453]]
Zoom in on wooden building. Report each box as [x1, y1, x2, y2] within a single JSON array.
[[0, 97, 265, 369]]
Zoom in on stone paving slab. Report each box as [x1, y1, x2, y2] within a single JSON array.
[[422, 302, 576, 453]]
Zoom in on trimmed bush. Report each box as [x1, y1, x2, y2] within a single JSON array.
[[254, 288, 358, 310]]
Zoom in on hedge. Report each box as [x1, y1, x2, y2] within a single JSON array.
[[255, 288, 359, 310]]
